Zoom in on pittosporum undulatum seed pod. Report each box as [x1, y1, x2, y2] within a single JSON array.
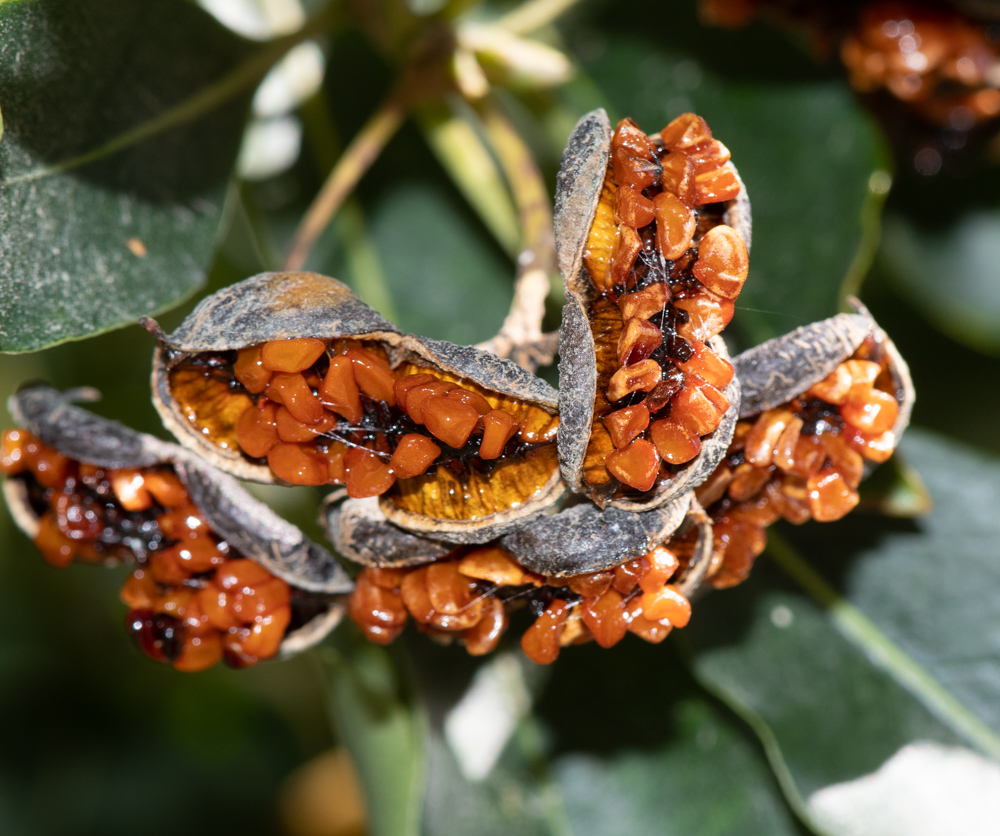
[[553, 110, 750, 512], [1, 385, 352, 671], [145, 272, 563, 544]]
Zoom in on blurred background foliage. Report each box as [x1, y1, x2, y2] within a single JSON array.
[[2, 0, 1000, 833]]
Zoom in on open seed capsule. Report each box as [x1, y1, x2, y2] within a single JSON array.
[[699, 307, 914, 588], [1, 385, 351, 671], [340, 499, 714, 664], [146, 271, 563, 543], [554, 110, 749, 512]]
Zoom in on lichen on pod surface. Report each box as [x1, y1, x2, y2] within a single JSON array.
[[147, 271, 564, 544], [1, 384, 351, 672], [554, 108, 751, 513]]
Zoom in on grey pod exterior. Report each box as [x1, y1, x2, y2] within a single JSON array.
[[325, 495, 454, 569], [497, 493, 691, 576], [552, 109, 749, 511], [4, 385, 352, 656], [148, 271, 564, 542], [326, 489, 693, 579], [732, 305, 914, 441]]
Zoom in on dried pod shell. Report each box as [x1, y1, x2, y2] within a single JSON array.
[[3, 385, 350, 659], [554, 110, 749, 511], [733, 313, 872, 419], [324, 495, 453, 568], [732, 304, 914, 440], [148, 272, 563, 544], [498, 492, 691, 577]]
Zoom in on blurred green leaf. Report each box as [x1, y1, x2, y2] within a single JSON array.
[[685, 429, 1000, 823], [882, 209, 1000, 355], [322, 638, 425, 836], [0, 0, 264, 353]]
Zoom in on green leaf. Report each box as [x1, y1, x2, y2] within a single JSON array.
[[321, 637, 425, 836], [0, 0, 270, 353], [561, 0, 884, 346], [882, 208, 1000, 354], [684, 429, 1000, 822]]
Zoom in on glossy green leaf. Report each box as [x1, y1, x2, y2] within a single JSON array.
[[684, 429, 1000, 823], [561, 0, 884, 346], [322, 638, 425, 836], [0, 0, 267, 352]]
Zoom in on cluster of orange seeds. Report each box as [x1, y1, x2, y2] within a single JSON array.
[[842, 1, 1000, 126], [348, 542, 694, 665], [697, 339, 901, 588], [178, 338, 548, 497], [581, 114, 746, 495], [701, 0, 1000, 130], [1, 429, 299, 671]]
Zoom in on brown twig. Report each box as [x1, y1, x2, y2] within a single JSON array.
[[283, 92, 409, 272]]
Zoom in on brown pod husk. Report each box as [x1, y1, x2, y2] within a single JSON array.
[[149, 271, 564, 544], [497, 492, 691, 577], [3, 385, 351, 660], [673, 499, 714, 598], [732, 305, 914, 439], [554, 109, 750, 511], [733, 313, 872, 419], [324, 495, 453, 568]]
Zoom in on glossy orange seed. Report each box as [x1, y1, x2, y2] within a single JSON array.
[[660, 112, 712, 150], [260, 338, 327, 373], [388, 433, 441, 479], [744, 409, 795, 468], [267, 372, 325, 425], [659, 151, 697, 205], [346, 348, 397, 406], [619, 282, 670, 321], [422, 396, 480, 449], [609, 224, 643, 289], [520, 599, 570, 665], [607, 359, 662, 402], [446, 387, 492, 416], [404, 381, 455, 425], [842, 388, 899, 436], [479, 410, 519, 460], [641, 584, 691, 626], [233, 345, 273, 394], [678, 341, 734, 389], [604, 404, 651, 450], [319, 356, 363, 425], [672, 381, 727, 436], [807, 468, 859, 522], [237, 402, 280, 458], [276, 405, 337, 443], [143, 470, 189, 508], [458, 547, 525, 586], [617, 317, 663, 367], [649, 419, 701, 464], [580, 588, 628, 648], [268, 442, 328, 486], [392, 374, 436, 412], [674, 291, 735, 341], [694, 166, 741, 205], [653, 192, 697, 260], [110, 469, 152, 512], [615, 184, 656, 228], [691, 225, 749, 300], [605, 437, 661, 492], [464, 598, 506, 656], [344, 448, 396, 497]]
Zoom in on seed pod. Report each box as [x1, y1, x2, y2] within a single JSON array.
[[2, 385, 351, 670], [147, 271, 563, 543], [341, 498, 715, 662], [700, 306, 914, 588], [328, 489, 692, 577], [554, 109, 749, 511]]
